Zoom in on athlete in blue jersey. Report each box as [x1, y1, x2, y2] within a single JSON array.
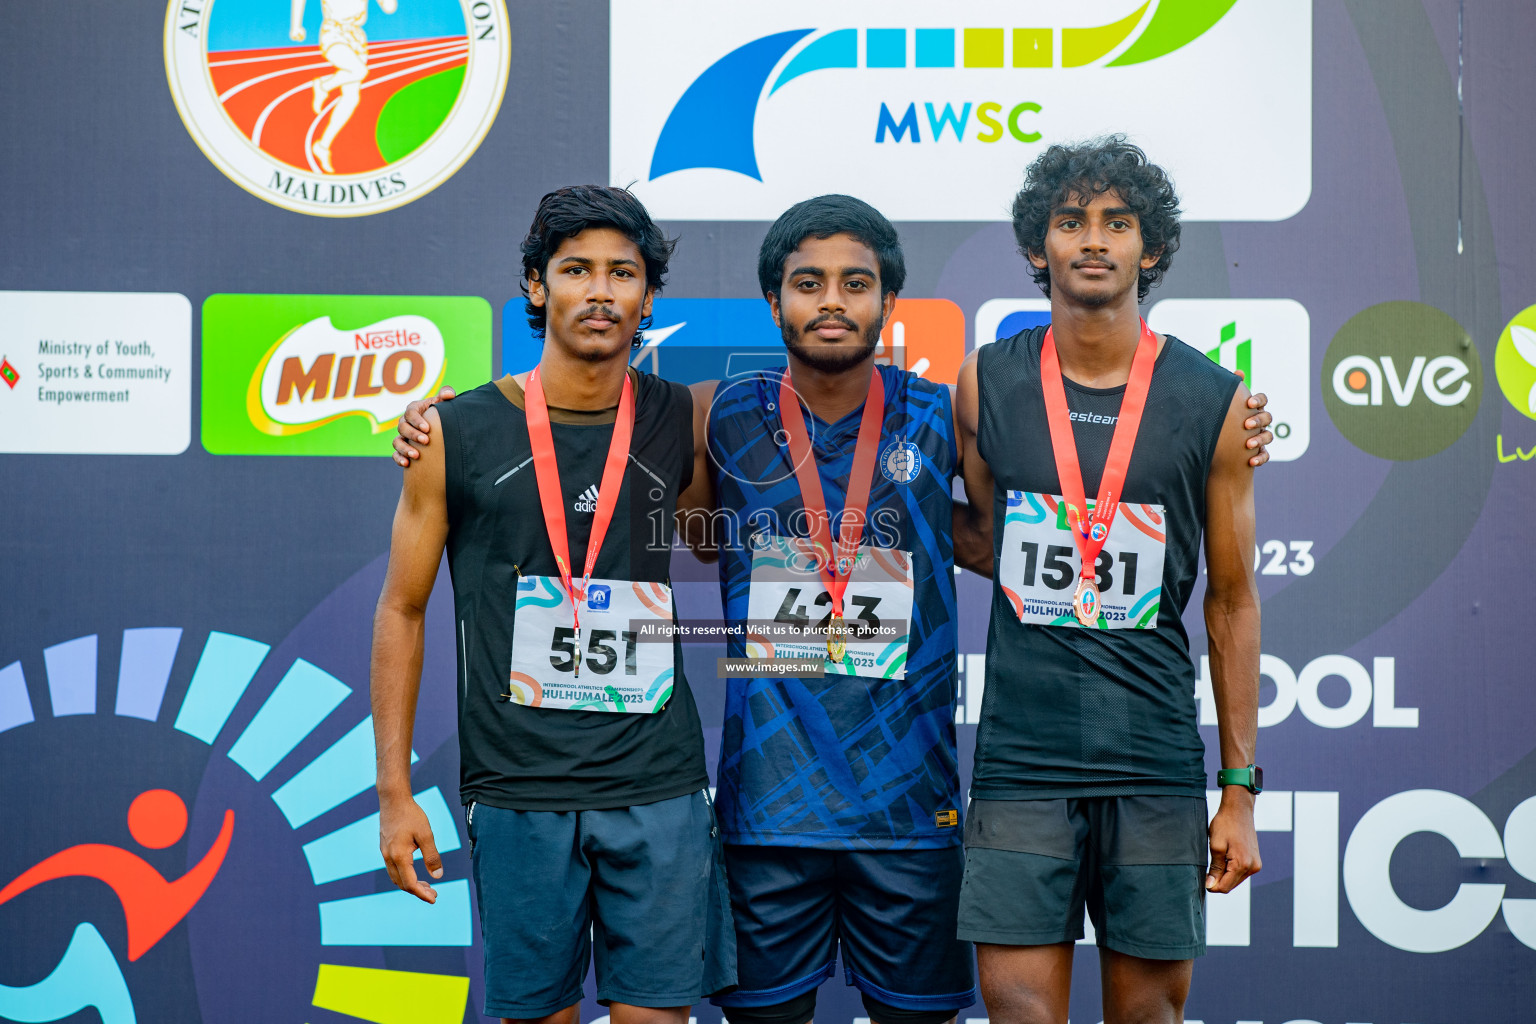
[[685, 196, 977, 1024]]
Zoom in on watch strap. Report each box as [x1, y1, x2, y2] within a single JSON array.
[[1217, 765, 1264, 794]]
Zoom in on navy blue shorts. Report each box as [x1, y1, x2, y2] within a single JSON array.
[[468, 790, 737, 1018], [712, 844, 977, 1014]]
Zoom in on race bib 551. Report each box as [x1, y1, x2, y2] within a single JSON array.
[[508, 575, 676, 712]]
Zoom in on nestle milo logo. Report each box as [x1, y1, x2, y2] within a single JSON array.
[[250, 315, 444, 436], [201, 294, 490, 456]]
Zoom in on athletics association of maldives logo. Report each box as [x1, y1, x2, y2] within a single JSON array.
[[165, 0, 509, 216], [0, 627, 470, 1023]]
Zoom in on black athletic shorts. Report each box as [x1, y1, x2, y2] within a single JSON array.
[[711, 844, 978, 1013], [956, 796, 1208, 960]]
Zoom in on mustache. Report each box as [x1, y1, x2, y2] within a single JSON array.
[[1071, 256, 1115, 269], [575, 304, 619, 321], [801, 312, 860, 334]]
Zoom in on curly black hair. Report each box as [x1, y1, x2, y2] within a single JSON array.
[[520, 184, 677, 340], [757, 194, 906, 299], [1010, 135, 1181, 302]]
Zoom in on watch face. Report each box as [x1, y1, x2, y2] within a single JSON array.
[[1252, 765, 1265, 792]]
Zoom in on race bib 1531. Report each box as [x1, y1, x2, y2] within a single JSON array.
[[998, 491, 1166, 629], [508, 575, 676, 712]]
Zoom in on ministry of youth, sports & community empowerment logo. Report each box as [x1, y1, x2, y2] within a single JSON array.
[[166, 0, 509, 216]]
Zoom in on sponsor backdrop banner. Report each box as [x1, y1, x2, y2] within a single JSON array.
[[1, 2, 1533, 1023]]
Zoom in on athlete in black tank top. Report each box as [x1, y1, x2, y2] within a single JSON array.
[[953, 138, 1264, 1022], [972, 325, 1237, 801], [369, 186, 733, 1023], [437, 368, 704, 810]]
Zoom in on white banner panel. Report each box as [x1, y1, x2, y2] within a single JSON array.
[[0, 291, 192, 455], [1148, 298, 1313, 462], [612, 0, 1311, 222]]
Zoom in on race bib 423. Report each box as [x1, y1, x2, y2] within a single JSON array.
[[744, 535, 914, 679], [998, 491, 1166, 629], [508, 575, 676, 712]]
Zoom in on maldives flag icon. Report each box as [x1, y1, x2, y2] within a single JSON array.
[[0, 357, 18, 389]]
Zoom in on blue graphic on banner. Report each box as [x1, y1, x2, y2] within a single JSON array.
[[650, 30, 812, 181], [0, 924, 135, 1024], [995, 309, 1051, 341], [0, 559, 472, 1023]]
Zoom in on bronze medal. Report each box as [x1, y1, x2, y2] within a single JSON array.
[[1072, 577, 1101, 627]]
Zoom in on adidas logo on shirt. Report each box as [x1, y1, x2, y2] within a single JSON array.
[[573, 484, 600, 513]]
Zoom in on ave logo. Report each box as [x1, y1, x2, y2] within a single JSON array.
[[1331, 355, 1471, 408], [1323, 301, 1482, 461]]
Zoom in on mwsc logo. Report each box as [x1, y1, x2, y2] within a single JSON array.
[[165, 0, 509, 216], [202, 294, 490, 456], [612, 0, 1311, 222], [1322, 301, 1481, 461]]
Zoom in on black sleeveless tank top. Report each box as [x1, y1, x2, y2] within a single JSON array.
[[973, 326, 1239, 798], [438, 369, 707, 810]]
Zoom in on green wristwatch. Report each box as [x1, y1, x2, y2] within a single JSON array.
[[1217, 764, 1264, 794]]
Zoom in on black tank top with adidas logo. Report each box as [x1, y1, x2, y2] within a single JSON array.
[[974, 326, 1239, 799], [438, 368, 706, 811]]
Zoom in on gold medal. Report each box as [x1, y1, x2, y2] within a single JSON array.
[[1071, 578, 1101, 627], [827, 613, 848, 663]]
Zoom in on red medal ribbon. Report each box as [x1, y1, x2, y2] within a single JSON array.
[[1039, 319, 1158, 588], [525, 366, 635, 675], [777, 367, 886, 628]]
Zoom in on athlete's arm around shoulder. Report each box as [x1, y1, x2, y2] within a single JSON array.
[[372, 405, 449, 904], [951, 349, 996, 578], [674, 380, 721, 564], [1203, 384, 1263, 896]]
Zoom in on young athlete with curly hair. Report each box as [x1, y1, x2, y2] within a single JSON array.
[[954, 136, 1264, 1024]]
